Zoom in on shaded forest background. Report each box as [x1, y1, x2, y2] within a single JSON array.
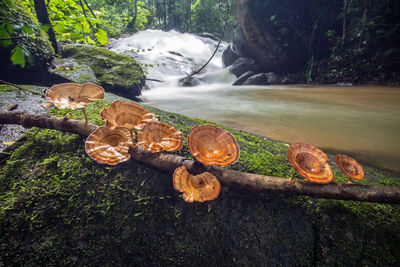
[[1, 0, 399, 84]]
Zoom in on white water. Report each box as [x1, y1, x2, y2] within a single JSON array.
[[110, 30, 400, 172], [109, 29, 231, 88]]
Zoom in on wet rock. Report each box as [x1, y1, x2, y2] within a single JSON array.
[[243, 73, 269, 85], [222, 45, 241, 67], [242, 72, 280, 85], [168, 51, 183, 57], [0, 85, 48, 153], [233, 0, 309, 73], [60, 44, 146, 99], [265, 72, 279, 84], [195, 32, 219, 41], [232, 71, 254, 86], [178, 76, 200, 87], [229, 57, 260, 77], [49, 58, 97, 84], [280, 74, 304, 84]]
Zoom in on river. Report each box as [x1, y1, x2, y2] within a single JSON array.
[[110, 30, 400, 173]]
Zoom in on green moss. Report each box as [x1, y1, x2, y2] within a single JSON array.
[[61, 45, 145, 97], [1, 98, 400, 266]]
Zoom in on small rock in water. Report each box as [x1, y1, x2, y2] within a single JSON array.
[[5, 103, 18, 111], [178, 76, 200, 87]]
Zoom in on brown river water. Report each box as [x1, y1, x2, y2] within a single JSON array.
[[142, 84, 400, 173]]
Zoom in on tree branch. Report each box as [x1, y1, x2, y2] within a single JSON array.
[[1, 111, 400, 204], [83, 0, 97, 19], [0, 80, 44, 96]]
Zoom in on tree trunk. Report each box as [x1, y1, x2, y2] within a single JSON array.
[[186, 0, 191, 31], [1, 111, 400, 204], [341, 0, 348, 47], [127, 0, 138, 30], [33, 0, 58, 54]]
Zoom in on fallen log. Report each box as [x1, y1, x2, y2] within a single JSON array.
[[1, 111, 400, 204]]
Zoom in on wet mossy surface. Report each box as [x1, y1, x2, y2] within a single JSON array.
[[1, 94, 400, 266], [58, 45, 145, 99]]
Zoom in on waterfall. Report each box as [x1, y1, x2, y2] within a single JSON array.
[[108, 29, 236, 88]]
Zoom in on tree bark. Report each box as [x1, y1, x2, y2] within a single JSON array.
[[127, 0, 138, 30], [33, 0, 59, 54], [1, 111, 400, 204], [341, 0, 348, 47]]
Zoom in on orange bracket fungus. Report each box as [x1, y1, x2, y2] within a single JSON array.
[[187, 124, 239, 167], [335, 154, 365, 183], [173, 165, 221, 202], [137, 120, 182, 153], [46, 82, 104, 123], [100, 100, 155, 131], [85, 126, 136, 165], [287, 143, 334, 184]]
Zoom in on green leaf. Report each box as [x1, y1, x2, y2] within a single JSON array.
[[0, 39, 12, 47], [4, 0, 16, 8], [6, 22, 13, 34], [22, 25, 33, 34], [53, 23, 68, 33], [10, 46, 25, 68], [40, 24, 50, 32], [95, 29, 108, 45], [0, 25, 10, 38]]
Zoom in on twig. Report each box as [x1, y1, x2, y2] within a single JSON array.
[[78, 0, 93, 29], [83, 0, 97, 19], [0, 80, 44, 96], [1, 111, 400, 204]]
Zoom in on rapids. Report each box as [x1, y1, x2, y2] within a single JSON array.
[[109, 30, 400, 173]]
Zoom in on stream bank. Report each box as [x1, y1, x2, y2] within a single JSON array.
[[0, 85, 400, 266]]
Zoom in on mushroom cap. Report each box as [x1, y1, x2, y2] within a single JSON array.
[[85, 126, 135, 165], [100, 100, 154, 130], [187, 124, 240, 167], [173, 165, 221, 203], [46, 83, 104, 110], [335, 154, 364, 181], [287, 143, 334, 184], [137, 120, 182, 153]]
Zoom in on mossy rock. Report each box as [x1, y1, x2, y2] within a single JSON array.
[[0, 0, 54, 83], [49, 58, 97, 84], [57, 44, 145, 99], [0, 95, 400, 265]]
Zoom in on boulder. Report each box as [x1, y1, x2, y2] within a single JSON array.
[[178, 76, 201, 87], [0, 0, 55, 84], [243, 73, 268, 85], [243, 72, 280, 85], [229, 57, 259, 77], [233, 0, 313, 73], [49, 58, 97, 84], [59, 44, 145, 99], [232, 71, 254, 86], [265, 72, 279, 84], [280, 74, 304, 84], [222, 44, 241, 67]]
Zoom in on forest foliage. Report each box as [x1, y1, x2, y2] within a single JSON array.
[[1, 0, 233, 67], [0, 0, 399, 84]]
